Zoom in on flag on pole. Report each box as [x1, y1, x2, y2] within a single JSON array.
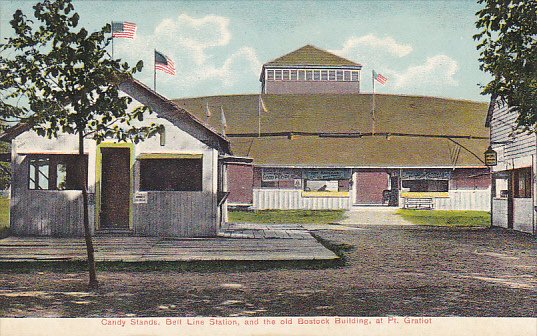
[[220, 106, 227, 134], [112, 21, 137, 39], [205, 102, 211, 121], [259, 96, 268, 113], [373, 70, 388, 85], [155, 50, 176, 75]]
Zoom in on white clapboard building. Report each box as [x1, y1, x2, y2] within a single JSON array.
[[1, 79, 234, 237]]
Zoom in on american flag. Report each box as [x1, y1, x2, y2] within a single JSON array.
[[154, 50, 176, 76], [373, 70, 388, 85], [112, 21, 137, 39]]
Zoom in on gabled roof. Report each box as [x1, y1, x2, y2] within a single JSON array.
[[264, 45, 361, 67], [0, 79, 231, 154], [173, 94, 490, 168], [485, 94, 500, 127], [0, 123, 31, 142], [121, 79, 230, 153]]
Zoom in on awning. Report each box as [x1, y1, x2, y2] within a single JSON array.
[[219, 155, 253, 164]]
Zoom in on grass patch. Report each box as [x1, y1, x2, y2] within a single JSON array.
[[0, 197, 9, 238], [396, 209, 490, 227], [228, 209, 345, 224]]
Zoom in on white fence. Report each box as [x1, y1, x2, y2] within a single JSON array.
[[513, 198, 534, 234], [433, 189, 491, 211], [253, 189, 351, 210], [492, 198, 508, 228], [254, 188, 490, 211], [492, 198, 534, 234]]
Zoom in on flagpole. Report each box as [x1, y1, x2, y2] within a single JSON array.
[[221, 106, 226, 136], [111, 22, 114, 60], [154, 49, 157, 91], [258, 95, 261, 137], [372, 70, 376, 135]]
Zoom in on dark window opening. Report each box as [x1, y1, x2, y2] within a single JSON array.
[[513, 168, 531, 198], [28, 155, 87, 190], [402, 180, 448, 192], [140, 158, 202, 191], [260, 181, 277, 188]]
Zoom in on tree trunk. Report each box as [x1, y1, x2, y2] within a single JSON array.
[[79, 131, 98, 290]]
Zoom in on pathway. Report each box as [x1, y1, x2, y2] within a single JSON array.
[[336, 206, 415, 226]]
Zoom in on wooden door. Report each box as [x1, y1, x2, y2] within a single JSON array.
[[100, 147, 131, 229], [354, 171, 390, 205]]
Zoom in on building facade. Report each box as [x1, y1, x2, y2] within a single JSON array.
[[260, 45, 362, 94], [174, 46, 491, 212], [175, 89, 491, 212], [486, 98, 536, 235], [2, 79, 232, 237]]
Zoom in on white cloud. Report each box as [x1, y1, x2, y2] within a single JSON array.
[[390, 55, 459, 90], [200, 47, 262, 86], [114, 13, 261, 96], [330, 34, 413, 59], [155, 14, 231, 65], [328, 36, 459, 95]]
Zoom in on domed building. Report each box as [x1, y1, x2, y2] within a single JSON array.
[[174, 45, 491, 211]]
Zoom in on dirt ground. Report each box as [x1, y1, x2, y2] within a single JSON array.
[[0, 226, 535, 317]]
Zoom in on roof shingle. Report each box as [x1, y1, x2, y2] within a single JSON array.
[[173, 94, 489, 167], [264, 45, 361, 67]]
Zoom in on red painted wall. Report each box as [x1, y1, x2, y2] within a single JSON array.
[[450, 168, 490, 190], [354, 171, 389, 204], [265, 80, 360, 94], [227, 164, 254, 204]]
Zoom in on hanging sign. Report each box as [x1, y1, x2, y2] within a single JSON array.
[[484, 146, 497, 166]]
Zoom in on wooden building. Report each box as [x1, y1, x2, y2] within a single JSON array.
[[175, 94, 491, 211], [1, 79, 233, 237], [261, 45, 362, 94], [171, 45, 491, 212], [486, 98, 536, 235]]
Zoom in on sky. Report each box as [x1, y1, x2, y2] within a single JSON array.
[[0, 0, 492, 102]]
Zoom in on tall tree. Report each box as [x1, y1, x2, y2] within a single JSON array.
[[474, 0, 537, 130], [0, 0, 160, 289]]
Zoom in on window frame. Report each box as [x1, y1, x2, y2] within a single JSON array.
[[274, 70, 282, 81], [328, 70, 336, 81], [401, 179, 449, 192], [139, 157, 203, 192], [303, 179, 349, 192], [28, 154, 87, 191], [513, 168, 532, 198], [290, 70, 298, 81], [266, 69, 275, 81]]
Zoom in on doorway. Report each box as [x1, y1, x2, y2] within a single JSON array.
[[354, 171, 390, 205], [99, 147, 131, 229]]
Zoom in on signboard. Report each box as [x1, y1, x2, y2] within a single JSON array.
[[401, 169, 451, 180], [133, 192, 148, 204], [262, 168, 352, 181], [304, 169, 351, 180], [262, 168, 302, 181], [484, 147, 497, 166]]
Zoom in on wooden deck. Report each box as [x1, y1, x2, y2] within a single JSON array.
[[0, 226, 338, 262]]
